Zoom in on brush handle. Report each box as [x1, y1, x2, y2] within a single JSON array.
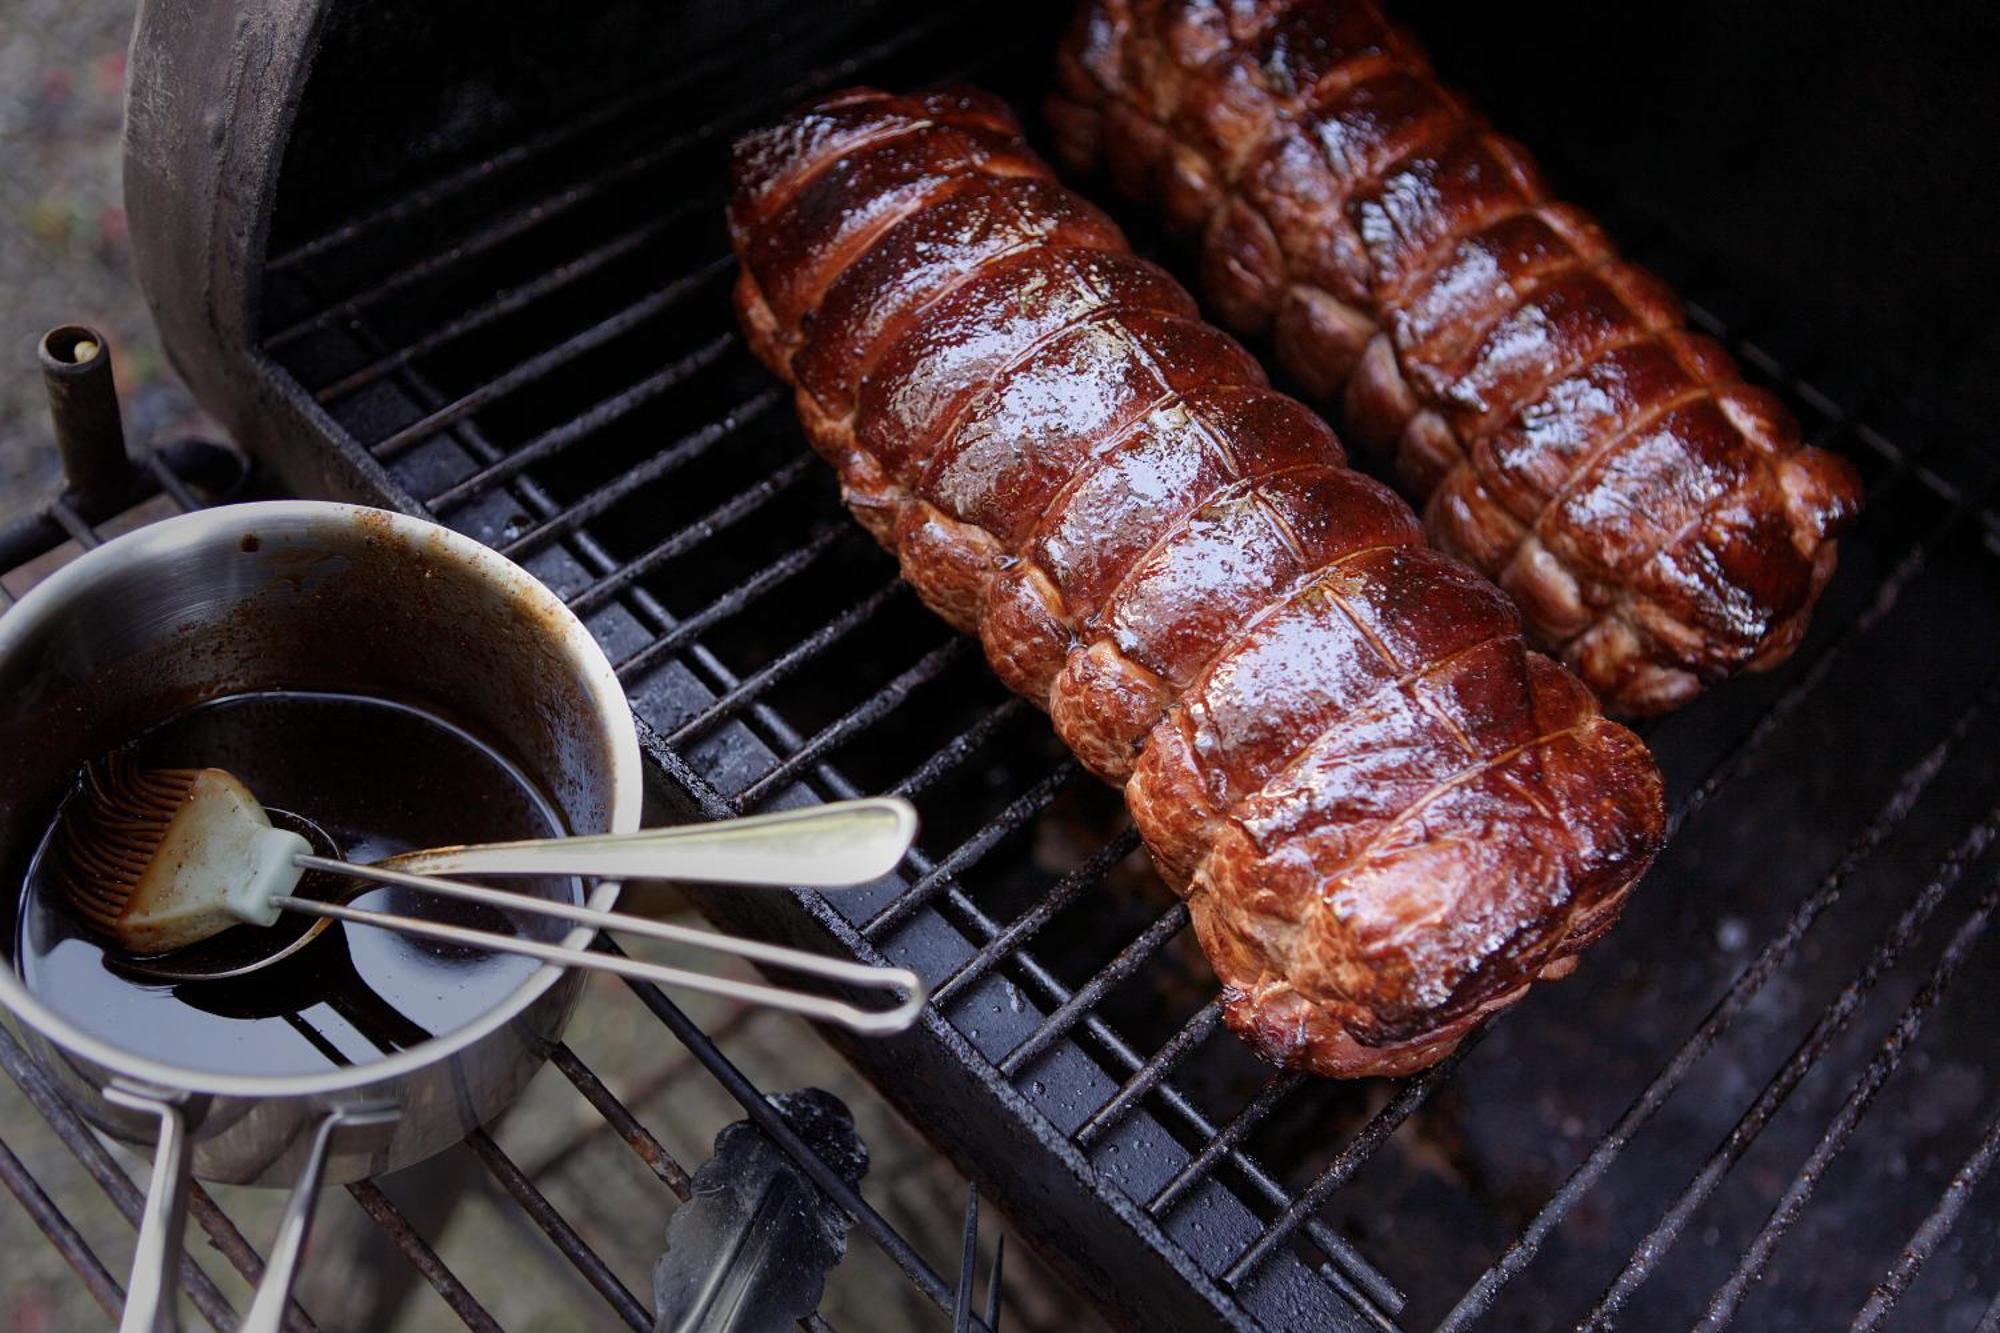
[[381, 797, 916, 888], [280, 858, 925, 1034]]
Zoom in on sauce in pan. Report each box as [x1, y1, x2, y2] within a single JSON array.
[[15, 691, 578, 1077]]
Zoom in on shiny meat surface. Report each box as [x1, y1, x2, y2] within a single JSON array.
[[728, 88, 1664, 1077], [1050, 0, 1862, 715]]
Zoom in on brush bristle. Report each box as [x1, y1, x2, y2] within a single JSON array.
[[50, 755, 200, 934]]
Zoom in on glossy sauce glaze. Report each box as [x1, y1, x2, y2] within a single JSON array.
[[16, 692, 576, 1077], [729, 89, 1665, 1078], [1049, 0, 1861, 715]]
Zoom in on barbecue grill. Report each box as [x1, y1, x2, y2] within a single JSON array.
[[6, 0, 1998, 1328]]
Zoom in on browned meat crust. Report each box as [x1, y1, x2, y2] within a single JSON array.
[[729, 88, 1664, 1077], [1050, 0, 1861, 715]]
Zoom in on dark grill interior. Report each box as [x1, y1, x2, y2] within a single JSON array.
[[229, 1, 2000, 1328]]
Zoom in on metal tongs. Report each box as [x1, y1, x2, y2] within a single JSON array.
[[54, 758, 925, 1033]]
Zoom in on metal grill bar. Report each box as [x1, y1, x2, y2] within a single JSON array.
[[930, 826, 1143, 1008], [739, 639, 970, 808], [492, 384, 780, 556], [46, 496, 99, 547], [465, 1129, 651, 1330], [1580, 805, 2000, 1330], [428, 345, 745, 513], [1073, 1000, 1224, 1150], [886, 698, 1029, 802], [659, 576, 901, 736], [1438, 689, 1992, 1331], [0, 1136, 125, 1322], [315, 213, 686, 403], [860, 764, 1080, 940], [261, 0, 805, 275], [1146, 1070, 1308, 1217], [996, 902, 1188, 1077], [616, 526, 852, 685], [370, 268, 735, 462], [264, 7, 958, 351], [1700, 873, 2000, 1330], [1852, 1100, 2000, 1331], [347, 1180, 503, 1333], [548, 1044, 696, 1199], [0, 1022, 242, 1332], [567, 454, 818, 617], [1223, 1041, 1479, 1289], [608, 945, 996, 1333], [862, 763, 1080, 940]]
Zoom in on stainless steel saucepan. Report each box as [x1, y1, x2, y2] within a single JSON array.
[[0, 501, 791, 1331]]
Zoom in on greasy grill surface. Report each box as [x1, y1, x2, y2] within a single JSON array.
[[249, 1, 2000, 1328]]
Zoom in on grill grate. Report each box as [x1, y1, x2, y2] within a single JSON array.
[[232, 1, 2000, 1327], [13, 1, 1996, 1329], [0, 461, 1002, 1329]]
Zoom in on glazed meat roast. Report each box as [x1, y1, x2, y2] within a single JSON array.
[[727, 87, 1665, 1077], [1050, 0, 1862, 715]]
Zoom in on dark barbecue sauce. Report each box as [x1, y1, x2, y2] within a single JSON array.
[[15, 692, 578, 1077]]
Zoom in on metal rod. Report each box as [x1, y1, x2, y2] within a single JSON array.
[[346, 1180, 501, 1332], [1148, 1071, 1308, 1217], [260, 0, 813, 274], [369, 273, 735, 461], [0, 1134, 126, 1321], [608, 947, 995, 1333], [615, 524, 852, 684], [316, 210, 689, 403], [1699, 875, 2000, 1331], [465, 1130, 651, 1331], [566, 453, 818, 617], [546, 1045, 695, 1198], [1579, 805, 2000, 1330], [484, 376, 780, 552], [953, 1185, 979, 1333], [739, 639, 970, 808], [887, 697, 1029, 802], [1074, 1000, 1225, 1150], [39, 325, 128, 514], [997, 903, 1189, 1077], [263, 1, 949, 331], [428, 348, 743, 513], [663, 577, 907, 742], [1851, 1100, 2000, 1330], [863, 763, 1079, 941], [931, 827, 1143, 1008], [1223, 1038, 1479, 1289], [1437, 683, 1994, 1332], [0, 1024, 239, 1331]]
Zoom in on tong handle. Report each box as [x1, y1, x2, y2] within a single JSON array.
[[280, 858, 924, 1034], [384, 798, 916, 888]]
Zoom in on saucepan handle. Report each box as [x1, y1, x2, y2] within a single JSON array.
[[103, 1084, 194, 1333], [240, 1104, 401, 1333]]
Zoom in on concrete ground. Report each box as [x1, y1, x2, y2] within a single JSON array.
[[0, 4, 1100, 1329], [0, 0, 209, 528]]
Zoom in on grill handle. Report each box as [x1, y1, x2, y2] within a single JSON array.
[[239, 1105, 399, 1333], [102, 1084, 193, 1333]]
